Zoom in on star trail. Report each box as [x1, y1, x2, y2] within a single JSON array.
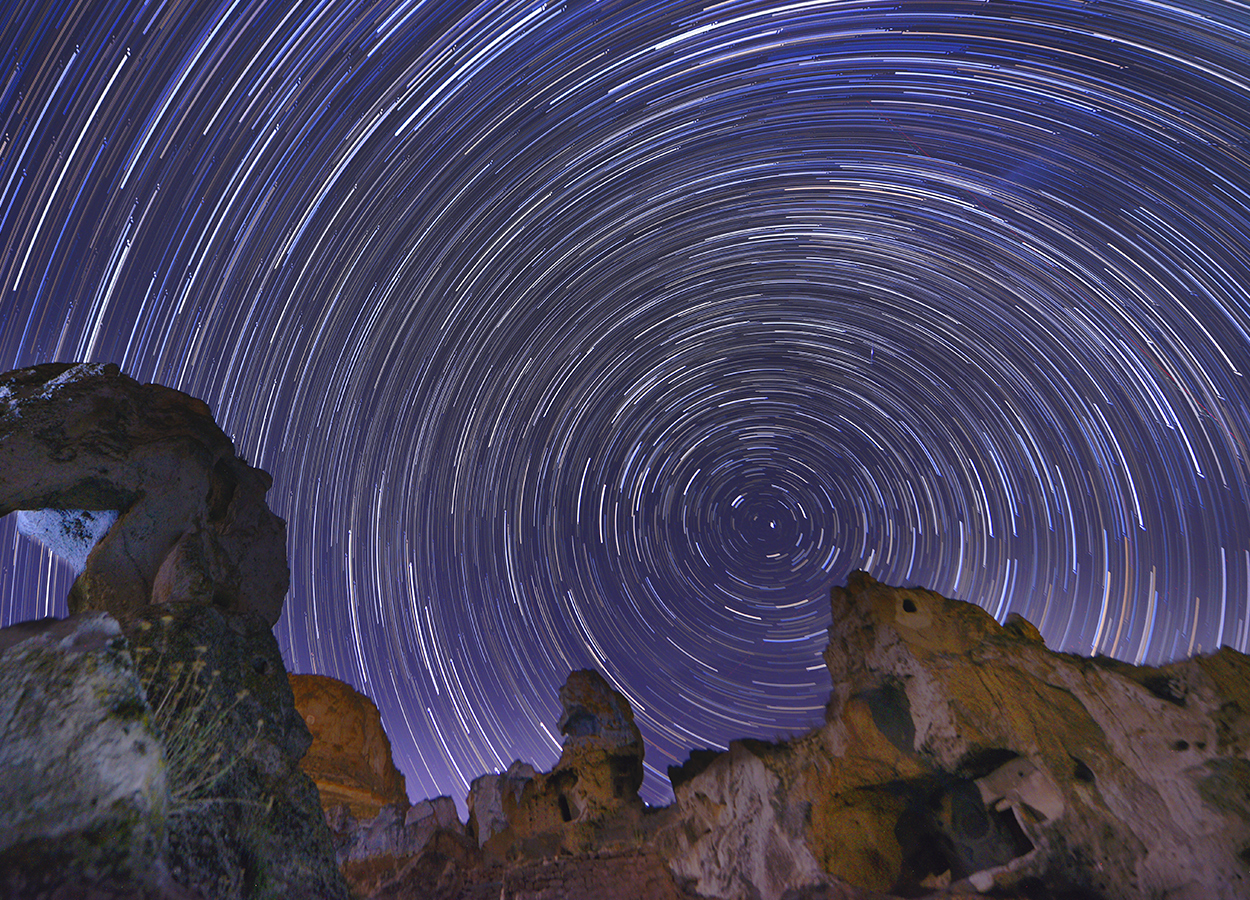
[[2, 0, 1250, 808]]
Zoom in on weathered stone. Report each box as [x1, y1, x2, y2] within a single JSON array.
[[123, 602, 349, 900], [0, 362, 288, 625], [0, 612, 184, 898], [462, 671, 650, 860], [555, 669, 646, 815], [660, 571, 1250, 899], [329, 797, 464, 896], [467, 760, 538, 846], [290, 672, 410, 819]]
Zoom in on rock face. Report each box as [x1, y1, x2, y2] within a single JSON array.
[[0, 613, 186, 899], [661, 571, 1250, 900], [466, 669, 649, 858], [0, 363, 347, 899], [291, 672, 410, 819], [0, 362, 288, 625], [124, 602, 348, 900], [326, 797, 463, 896]]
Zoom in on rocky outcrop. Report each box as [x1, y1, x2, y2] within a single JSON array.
[[123, 601, 348, 899], [661, 571, 1250, 900], [466, 669, 649, 859], [0, 364, 346, 899], [291, 672, 410, 819], [358, 573, 1249, 900], [0, 613, 189, 899], [0, 362, 287, 625]]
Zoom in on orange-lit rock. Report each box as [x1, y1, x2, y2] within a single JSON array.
[[290, 672, 409, 819]]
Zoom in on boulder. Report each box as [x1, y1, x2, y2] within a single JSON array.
[[0, 612, 189, 899], [0, 362, 288, 625], [0, 364, 345, 898], [290, 672, 410, 819]]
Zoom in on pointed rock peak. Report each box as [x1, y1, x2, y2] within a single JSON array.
[[557, 668, 642, 752]]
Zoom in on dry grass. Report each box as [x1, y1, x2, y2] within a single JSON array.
[[132, 616, 267, 812]]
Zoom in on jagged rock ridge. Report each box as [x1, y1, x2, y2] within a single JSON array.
[[325, 572, 1250, 900]]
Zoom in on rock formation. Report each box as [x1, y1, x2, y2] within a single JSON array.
[[0, 363, 346, 899], [123, 601, 348, 899], [0, 362, 288, 625], [333, 574, 1250, 900], [660, 571, 1250, 899], [466, 669, 650, 858], [7, 360, 1247, 899], [325, 797, 465, 897], [291, 672, 410, 819]]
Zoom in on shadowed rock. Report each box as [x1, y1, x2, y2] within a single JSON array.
[[0, 362, 288, 625]]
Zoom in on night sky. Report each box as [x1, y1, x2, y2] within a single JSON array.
[[2, 0, 1250, 810]]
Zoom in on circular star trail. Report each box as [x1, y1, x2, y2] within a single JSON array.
[[3, 0, 1250, 808]]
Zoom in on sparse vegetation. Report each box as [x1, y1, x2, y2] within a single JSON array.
[[131, 615, 267, 812]]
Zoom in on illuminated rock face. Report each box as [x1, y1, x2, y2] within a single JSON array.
[[290, 672, 410, 820], [0, 362, 288, 626], [332, 576, 1250, 899], [663, 570, 1250, 900], [466, 669, 649, 857]]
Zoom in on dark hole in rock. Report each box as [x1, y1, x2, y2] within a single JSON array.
[[252, 655, 271, 676], [861, 681, 914, 753], [1239, 845, 1250, 868], [562, 708, 599, 738], [1073, 757, 1095, 783], [957, 747, 1020, 780], [1142, 674, 1187, 706], [902, 598, 917, 613], [557, 794, 573, 822], [944, 779, 1035, 878], [1174, 740, 1190, 751], [609, 753, 643, 798], [212, 590, 233, 610], [669, 748, 721, 791], [1197, 741, 1206, 750], [896, 775, 1036, 891], [207, 458, 238, 520]]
